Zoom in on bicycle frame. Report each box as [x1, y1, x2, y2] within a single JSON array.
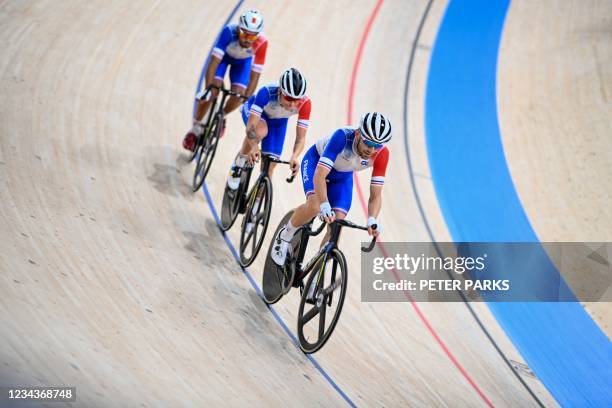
[[292, 221, 337, 283], [292, 219, 377, 285], [244, 155, 295, 212], [199, 84, 244, 132]]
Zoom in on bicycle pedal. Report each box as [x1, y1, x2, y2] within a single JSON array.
[[239, 202, 248, 214], [293, 277, 303, 289]]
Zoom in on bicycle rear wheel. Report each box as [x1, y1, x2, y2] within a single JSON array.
[[187, 133, 200, 163], [262, 210, 297, 304], [239, 177, 273, 267], [297, 247, 348, 353], [192, 114, 221, 191], [220, 165, 251, 231]]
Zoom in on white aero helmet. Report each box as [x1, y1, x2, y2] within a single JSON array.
[[239, 9, 264, 34], [279, 68, 307, 99], [359, 112, 393, 144]]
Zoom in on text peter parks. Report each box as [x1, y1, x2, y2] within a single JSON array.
[[360, 242, 612, 302]]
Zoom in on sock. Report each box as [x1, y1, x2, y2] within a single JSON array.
[[280, 220, 297, 241], [191, 122, 204, 136], [235, 155, 247, 168]]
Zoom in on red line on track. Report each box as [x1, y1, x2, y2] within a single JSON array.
[[347, 1, 494, 406]]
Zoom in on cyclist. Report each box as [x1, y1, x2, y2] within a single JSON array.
[[182, 9, 267, 151], [226, 67, 311, 191], [271, 112, 392, 266]]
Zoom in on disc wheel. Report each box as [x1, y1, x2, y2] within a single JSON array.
[[220, 165, 251, 231], [262, 211, 298, 304]]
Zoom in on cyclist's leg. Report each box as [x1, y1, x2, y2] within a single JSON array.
[[270, 193, 319, 266], [320, 175, 353, 245], [224, 58, 251, 114], [271, 146, 319, 265], [183, 62, 225, 150], [260, 119, 288, 177], [273, 160, 352, 267], [305, 180, 351, 301], [289, 146, 322, 226], [227, 108, 267, 190]]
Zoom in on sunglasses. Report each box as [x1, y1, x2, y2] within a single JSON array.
[[239, 29, 258, 41], [360, 136, 383, 149], [281, 92, 302, 103]]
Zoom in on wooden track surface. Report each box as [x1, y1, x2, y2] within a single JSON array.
[[1, 0, 606, 406], [498, 0, 612, 337]]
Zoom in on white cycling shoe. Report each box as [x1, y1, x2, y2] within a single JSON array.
[[227, 166, 242, 190], [271, 227, 291, 266]]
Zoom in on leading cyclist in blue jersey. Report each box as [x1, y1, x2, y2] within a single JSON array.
[[271, 112, 393, 266]]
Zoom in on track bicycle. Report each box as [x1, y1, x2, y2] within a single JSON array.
[[220, 154, 295, 267], [263, 211, 376, 353], [191, 84, 244, 191]]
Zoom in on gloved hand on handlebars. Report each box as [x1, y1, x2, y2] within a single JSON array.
[[319, 202, 336, 224], [289, 156, 300, 176], [247, 149, 261, 166], [367, 216, 381, 237]]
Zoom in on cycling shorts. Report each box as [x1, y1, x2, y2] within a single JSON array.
[[301, 145, 353, 215], [214, 55, 253, 89]]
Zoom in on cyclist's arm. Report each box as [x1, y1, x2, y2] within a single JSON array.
[[245, 110, 259, 141], [290, 99, 311, 168], [205, 26, 231, 87], [245, 39, 266, 98], [368, 185, 383, 218], [314, 128, 346, 206], [313, 165, 331, 204], [367, 147, 389, 233], [244, 87, 269, 150], [292, 127, 306, 160], [244, 71, 260, 98], [205, 56, 222, 87], [285, 128, 305, 175]]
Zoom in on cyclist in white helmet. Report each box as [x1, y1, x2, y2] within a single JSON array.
[[271, 112, 392, 266], [182, 9, 268, 151], [226, 67, 311, 191]]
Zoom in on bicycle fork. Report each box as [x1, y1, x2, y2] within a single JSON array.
[[308, 250, 341, 307]]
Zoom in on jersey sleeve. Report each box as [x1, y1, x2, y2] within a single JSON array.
[[249, 87, 270, 117], [371, 147, 389, 186], [297, 98, 311, 130], [212, 26, 232, 59], [251, 37, 268, 73], [317, 129, 346, 171]]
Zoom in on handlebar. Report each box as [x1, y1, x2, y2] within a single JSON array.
[[335, 219, 377, 252], [258, 154, 296, 183], [305, 218, 377, 252], [200, 84, 245, 100]]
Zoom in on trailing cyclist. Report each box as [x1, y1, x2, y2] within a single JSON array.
[[183, 9, 268, 152], [270, 112, 392, 266]]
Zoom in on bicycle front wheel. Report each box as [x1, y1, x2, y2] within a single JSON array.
[[239, 177, 273, 267], [192, 115, 221, 191], [297, 247, 348, 354]]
